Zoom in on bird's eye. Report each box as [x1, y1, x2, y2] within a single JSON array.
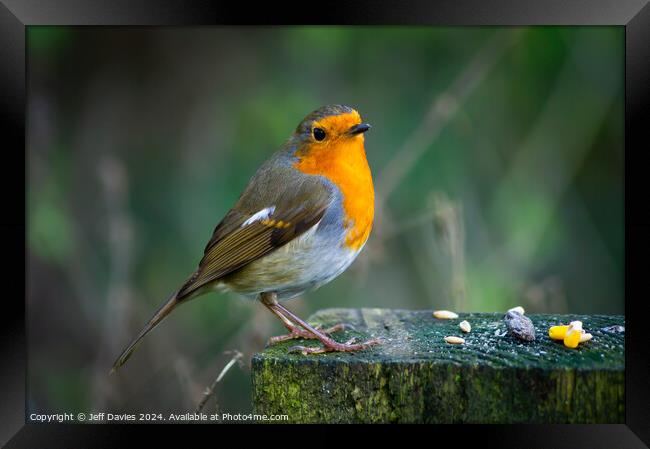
[[313, 128, 326, 141]]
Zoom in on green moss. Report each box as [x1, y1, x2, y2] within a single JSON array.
[[252, 309, 624, 423]]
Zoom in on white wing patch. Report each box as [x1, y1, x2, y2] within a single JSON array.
[[241, 206, 276, 227]]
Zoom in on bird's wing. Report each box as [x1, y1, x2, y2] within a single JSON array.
[[176, 179, 332, 299]]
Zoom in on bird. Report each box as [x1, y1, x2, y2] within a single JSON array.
[[111, 104, 381, 373]]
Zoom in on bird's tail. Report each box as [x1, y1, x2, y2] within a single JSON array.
[[110, 290, 180, 374]]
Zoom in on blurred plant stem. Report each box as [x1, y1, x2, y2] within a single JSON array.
[[375, 29, 522, 239], [92, 155, 134, 410], [365, 29, 520, 307], [196, 350, 243, 413], [486, 33, 621, 286], [431, 193, 467, 311], [368, 30, 520, 310]]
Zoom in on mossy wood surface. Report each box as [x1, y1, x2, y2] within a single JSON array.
[[251, 308, 624, 423]]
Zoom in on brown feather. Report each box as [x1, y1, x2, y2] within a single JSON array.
[[110, 291, 180, 373], [176, 199, 329, 299]]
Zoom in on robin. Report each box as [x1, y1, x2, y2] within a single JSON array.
[[111, 104, 380, 373]]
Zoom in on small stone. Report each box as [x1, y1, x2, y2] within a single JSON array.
[[433, 310, 459, 319], [504, 311, 536, 342], [459, 320, 471, 333], [601, 325, 625, 334]]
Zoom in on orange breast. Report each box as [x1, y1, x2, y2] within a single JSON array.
[[294, 136, 374, 250]]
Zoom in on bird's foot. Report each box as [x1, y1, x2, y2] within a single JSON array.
[[288, 336, 382, 355], [266, 323, 351, 346]]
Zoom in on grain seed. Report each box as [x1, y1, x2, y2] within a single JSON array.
[[433, 310, 459, 319], [444, 336, 465, 344]]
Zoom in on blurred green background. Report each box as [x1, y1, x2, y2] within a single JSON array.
[[27, 27, 623, 417]]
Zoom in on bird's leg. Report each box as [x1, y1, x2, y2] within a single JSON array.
[[275, 302, 381, 354], [260, 293, 347, 345], [260, 292, 381, 354]]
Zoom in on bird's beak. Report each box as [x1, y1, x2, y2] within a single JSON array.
[[347, 123, 372, 136]]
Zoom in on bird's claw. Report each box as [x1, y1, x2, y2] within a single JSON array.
[[287, 336, 382, 355]]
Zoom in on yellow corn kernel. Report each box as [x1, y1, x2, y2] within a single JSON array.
[[563, 329, 582, 348], [548, 325, 569, 340]]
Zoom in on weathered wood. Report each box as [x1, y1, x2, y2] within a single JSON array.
[[251, 308, 624, 423]]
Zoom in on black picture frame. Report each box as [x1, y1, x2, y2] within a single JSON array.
[[2, 0, 648, 446]]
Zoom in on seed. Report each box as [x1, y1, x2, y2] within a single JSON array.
[[563, 322, 584, 348], [433, 310, 459, 319], [507, 306, 525, 315], [563, 328, 583, 348], [568, 320, 583, 331], [444, 336, 465, 344], [549, 321, 591, 348], [459, 321, 471, 333], [548, 325, 569, 340], [579, 333, 593, 343]]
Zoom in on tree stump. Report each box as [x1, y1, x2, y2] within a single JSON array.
[[251, 308, 624, 423]]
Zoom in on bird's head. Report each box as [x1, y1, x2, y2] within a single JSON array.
[[291, 105, 375, 251], [293, 105, 371, 152]]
